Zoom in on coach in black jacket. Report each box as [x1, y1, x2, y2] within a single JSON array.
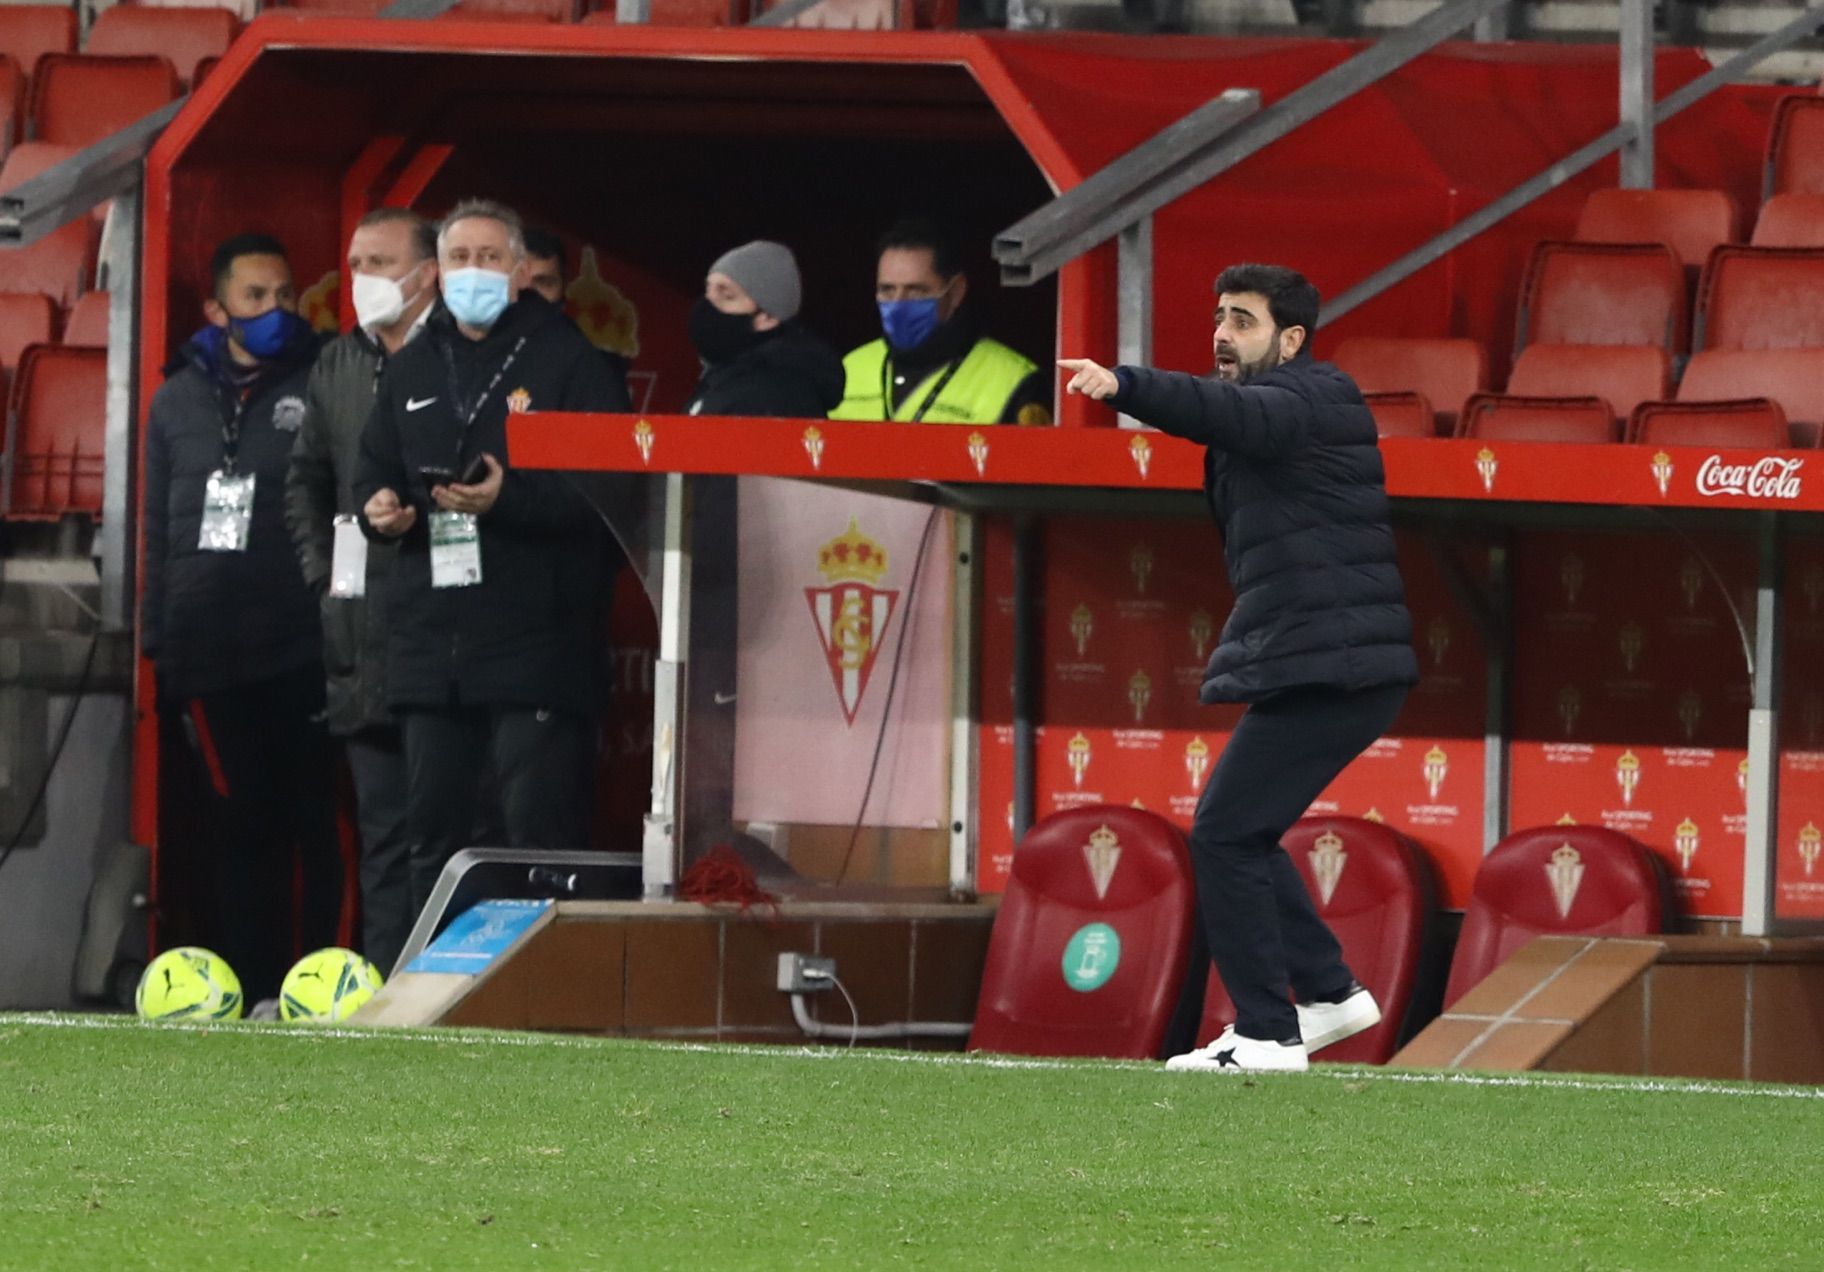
[[1062, 263, 1419, 1074], [354, 199, 624, 918]]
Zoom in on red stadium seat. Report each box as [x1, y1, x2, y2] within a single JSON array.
[[6, 343, 105, 518], [0, 6, 76, 85], [0, 54, 21, 160], [1694, 246, 1824, 350], [1677, 348, 1824, 428], [1575, 188, 1740, 271], [1445, 826, 1669, 1008], [86, 7, 239, 90], [1504, 343, 1671, 420], [1766, 94, 1824, 198], [286, 0, 578, 15], [1331, 337, 1486, 435], [1192, 818, 1437, 1065], [1362, 391, 1435, 438], [1458, 394, 1618, 443], [1517, 241, 1687, 355], [1629, 399, 1790, 449], [581, 0, 742, 24], [1751, 194, 1824, 248], [0, 291, 53, 368], [970, 806, 1194, 1059], [30, 53, 181, 148], [62, 290, 108, 347], [0, 144, 94, 308]]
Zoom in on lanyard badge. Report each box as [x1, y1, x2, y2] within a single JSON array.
[[199, 470, 256, 552], [429, 510, 483, 589]]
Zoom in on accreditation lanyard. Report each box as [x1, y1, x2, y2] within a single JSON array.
[[440, 335, 527, 467], [199, 388, 256, 553], [883, 355, 963, 424]]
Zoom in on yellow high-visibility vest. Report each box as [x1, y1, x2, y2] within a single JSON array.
[[829, 336, 1039, 425]]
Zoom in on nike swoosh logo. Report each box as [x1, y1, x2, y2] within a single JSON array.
[[406, 397, 438, 412], [713, 691, 737, 705]]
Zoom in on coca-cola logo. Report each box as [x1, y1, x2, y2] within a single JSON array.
[[1695, 455, 1804, 500]]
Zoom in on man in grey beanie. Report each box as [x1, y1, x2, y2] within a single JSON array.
[[685, 239, 843, 420]]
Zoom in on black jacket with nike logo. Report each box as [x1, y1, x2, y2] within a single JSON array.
[[353, 292, 630, 711]]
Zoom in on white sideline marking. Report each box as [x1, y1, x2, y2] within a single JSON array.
[[6, 1011, 1823, 1102]]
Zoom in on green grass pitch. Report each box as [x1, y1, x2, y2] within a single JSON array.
[[2, 1013, 1821, 1269]]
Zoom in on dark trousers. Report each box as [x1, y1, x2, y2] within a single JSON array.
[[399, 705, 591, 918], [1189, 683, 1409, 1042], [182, 666, 343, 1003], [345, 725, 412, 977]]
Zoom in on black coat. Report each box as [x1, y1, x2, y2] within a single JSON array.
[[1113, 355, 1419, 704], [685, 321, 843, 419], [352, 294, 626, 712], [142, 327, 323, 700]]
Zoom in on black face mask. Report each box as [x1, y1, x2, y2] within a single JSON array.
[[689, 295, 770, 365]]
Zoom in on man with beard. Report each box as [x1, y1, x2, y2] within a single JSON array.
[[831, 218, 1049, 426], [1059, 263, 1419, 1073]]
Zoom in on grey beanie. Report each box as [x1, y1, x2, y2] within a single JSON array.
[[708, 240, 801, 322]]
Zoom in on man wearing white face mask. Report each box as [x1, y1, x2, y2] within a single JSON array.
[[354, 198, 627, 925], [284, 207, 439, 975]]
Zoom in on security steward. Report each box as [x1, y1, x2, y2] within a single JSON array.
[[830, 218, 1051, 426], [1061, 263, 1419, 1075], [354, 198, 624, 920]]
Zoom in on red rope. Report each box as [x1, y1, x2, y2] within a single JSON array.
[[678, 844, 780, 917]]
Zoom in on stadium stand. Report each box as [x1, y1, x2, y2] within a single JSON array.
[[86, 6, 239, 90], [1443, 826, 1670, 1009], [0, 55, 19, 161], [1630, 397, 1791, 449], [1331, 336, 1485, 436], [1516, 241, 1686, 356], [1751, 193, 1824, 247], [1503, 343, 1671, 421], [1692, 245, 1824, 350], [1359, 391, 1434, 438], [61, 291, 108, 347], [1457, 394, 1618, 443], [30, 53, 181, 148], [0, 5, 76, 89], [1765, 93, 1824, 198], [1668, 347, 1824, 445], [1191, 818, 1438, 1065], [5, 343, 106, 519], [0, 290, 55, 369], [1574, 187, 1740, 272], [0, 143, 93, 309], [970, 806, 1194, 1059]]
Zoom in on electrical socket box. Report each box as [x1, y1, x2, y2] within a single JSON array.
[[776, 952, 836, 993]]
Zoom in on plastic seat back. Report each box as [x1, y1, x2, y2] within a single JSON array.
[[1517, 241, 1686, 354], [1766, 94, 1824, 198], [1751, 194, 1824, 248], [971, 806, 1194, 1059], [7, 343, 105, 518], [1505, 343, 1671, 420], [1677, 347, 1824, 428], [1694, 245, 1824, 351], [1459, 394, 1618, 443], [1630, 398, 1789, 449], [0, 54, 21, 160], [0, 6, 76, 83], [0, 144, 91, 308], [1575, 188, 1740, 271], [30, 53, 180, 148], [1331, 337, 1486, 434], [1362, 391, 1435, 438], [86, 7, 239, 89], [0, 290, 54, 367], [1194, 818, 1436, 1064], [62, 290, 108, 347], [1444, 826, 1668, 1008]]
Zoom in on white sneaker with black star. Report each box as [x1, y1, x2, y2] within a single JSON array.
[[1296, 986, 1381, 1054], [1165, 1026, 1310, 1073]]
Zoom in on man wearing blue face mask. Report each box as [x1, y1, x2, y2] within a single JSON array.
[[354, 198, 626, 921], [142, 232, 342, 1008], [830, 218, 1051, 426]]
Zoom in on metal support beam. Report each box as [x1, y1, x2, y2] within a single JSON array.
[[0, 101, 180, 250], [643, 473, 691, 901], [1742, 512, 1782, 937], [98, 186, 141, 634], [1482, 544, 1511, 853], [1116, 216, 1152, 432], [378, 0, 462, 17], [995, 0, 1508, 286], [1618, 0, 1654, 188], [1011, 516, 1039, 845], [616, 0, 653, 21], [948, 513, 980, 899], [749, 0, 823, 24]]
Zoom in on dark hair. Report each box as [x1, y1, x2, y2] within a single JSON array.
[[1214, 263, 1320, 339], [357, 207, 437, 262], [523, 227, 567, 274], [209, 233, 288, 298], [877, 217, 962, 281]]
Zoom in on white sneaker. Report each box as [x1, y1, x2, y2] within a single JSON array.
[[1296, 987, 1381, 1054], [1165, 1026, 1309, 1073]]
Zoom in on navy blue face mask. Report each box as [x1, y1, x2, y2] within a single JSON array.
[[228, 307, 307, 360]]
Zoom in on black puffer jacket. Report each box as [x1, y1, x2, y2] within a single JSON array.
[[1113, 354, 1419, 704], [685, 321, 843, 419], [142, 325, 323, 700], [352, 293, 625, 711]]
